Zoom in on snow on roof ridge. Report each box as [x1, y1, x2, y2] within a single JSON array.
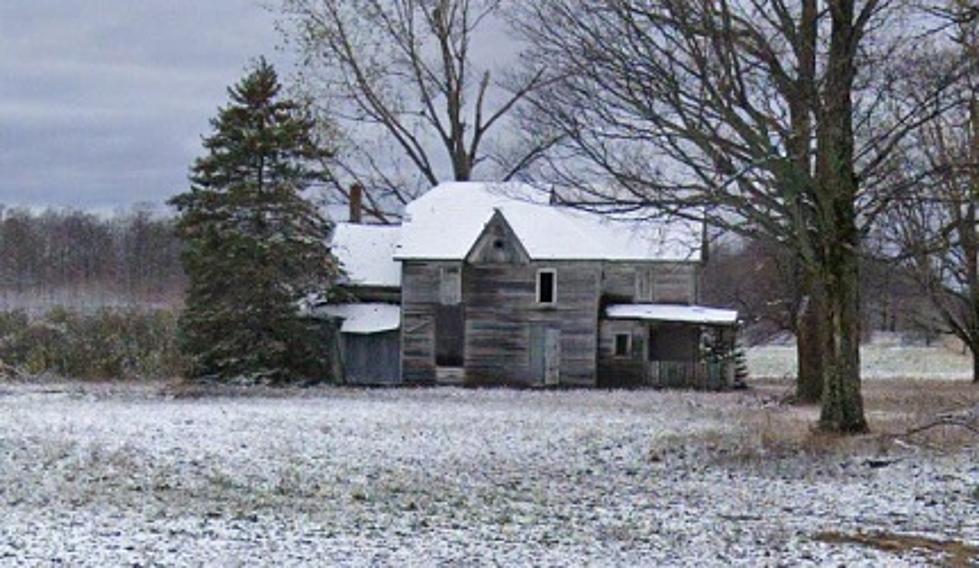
[[396, 181, 703, 262]]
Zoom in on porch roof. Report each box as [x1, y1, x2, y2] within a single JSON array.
[[606, 304, 738, 326], [315, 303, 401, 334]]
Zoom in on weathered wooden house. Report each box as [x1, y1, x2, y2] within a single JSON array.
[[324, 181, 738, 388]]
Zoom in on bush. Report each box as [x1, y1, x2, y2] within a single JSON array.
[[0, 307, 185, 380]]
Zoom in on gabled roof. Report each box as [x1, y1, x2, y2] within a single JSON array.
[[331, 223, 401, 288], [606, 304, 738, 326], [395, 182, 703, 262]]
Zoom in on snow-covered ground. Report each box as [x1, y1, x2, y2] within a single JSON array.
[[0, 383, 976, 566], [748, 343, 975, 381]]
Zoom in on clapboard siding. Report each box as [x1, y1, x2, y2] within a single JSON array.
[[602, 262, 699, 304], [401, 261, 452, 383], [401, 255, 701, 386], [342, 331, 401, 384], [597, 320, 649, 387], [462, 261, 600, 386]]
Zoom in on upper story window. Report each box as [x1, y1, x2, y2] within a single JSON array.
[[537, 269, 557, 305], [635, 268, 653, 302], [440, 265, 462, 305]]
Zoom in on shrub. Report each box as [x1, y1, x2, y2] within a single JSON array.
[[0, 307, 185, 380]]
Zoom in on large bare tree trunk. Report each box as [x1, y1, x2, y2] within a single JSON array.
[[790, 0, 826, 404], [817, 0, 868, 434], [972, 347, 979, 384], [796, 271, 827, 403], [819, 223, 867, 432]]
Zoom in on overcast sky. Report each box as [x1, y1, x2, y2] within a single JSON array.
[[0, 1, 289, 212]]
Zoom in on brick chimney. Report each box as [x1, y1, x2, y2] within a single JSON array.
[[349, 183, 363, 224]]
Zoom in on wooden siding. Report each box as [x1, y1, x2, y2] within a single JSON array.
[[342, 331, 400, 385], [339, 285, 401, 304], [466, 211, 530, 265], [461, 261, 601, 386], [597, 320, 648, 387], [401, 255, 702, 386], [602, 262, 699, 304], [400, 261, 445, 382]]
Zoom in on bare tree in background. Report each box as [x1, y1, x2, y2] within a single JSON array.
[[517, 1, 963, 432], [702, 239, 806, 343], [883, 1, 979, 381], [280, 0, 553, 222]]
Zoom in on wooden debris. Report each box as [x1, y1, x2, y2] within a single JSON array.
[[815, 530, 979, 567]]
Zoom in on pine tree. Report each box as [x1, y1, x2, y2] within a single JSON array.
[[169, 58, 340, 384]]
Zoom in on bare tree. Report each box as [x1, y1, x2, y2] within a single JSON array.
[[517, 0, 962, 432], [884, 1, 979, 381], [702, 239, 807, 343], [280, 0, 552, 222]]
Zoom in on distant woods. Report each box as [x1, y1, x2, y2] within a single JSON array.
[[0, 206, 185, 313]]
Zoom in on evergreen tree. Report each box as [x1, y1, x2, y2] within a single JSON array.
[[169, 58, 340, 384]]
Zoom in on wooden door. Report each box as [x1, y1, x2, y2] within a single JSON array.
[[435, 305, 465, 368], [530, 325, 561, 386]]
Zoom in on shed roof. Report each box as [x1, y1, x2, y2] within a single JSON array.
[[316, 303, 401, 334], [395, 182, 703, 262], [606, 304, 739, 326], [332, 223, 401, 288]]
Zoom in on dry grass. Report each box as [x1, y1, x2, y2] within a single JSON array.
[[720, 379, 979, 460]]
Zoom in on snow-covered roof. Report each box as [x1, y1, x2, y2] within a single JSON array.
[[395, 182, 703, 262], [316, 303, 401, 334], [606, 304, 739, 326], [331, 223, 401, 288]]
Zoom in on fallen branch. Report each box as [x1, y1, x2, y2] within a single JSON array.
[[901, 415, 979, 438]]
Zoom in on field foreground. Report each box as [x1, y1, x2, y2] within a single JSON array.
[[0, 381, 977, 566]]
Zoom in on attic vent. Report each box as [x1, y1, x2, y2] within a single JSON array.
[[493, 239, 505, 250]]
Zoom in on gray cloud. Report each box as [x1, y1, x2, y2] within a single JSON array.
[[0, 0, 289, 210]]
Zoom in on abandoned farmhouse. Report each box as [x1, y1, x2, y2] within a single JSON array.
[[318, 182, 739, 388]]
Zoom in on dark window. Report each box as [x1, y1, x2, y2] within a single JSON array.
[[614, 333, 631, 357], [537, 270, 556, 304]]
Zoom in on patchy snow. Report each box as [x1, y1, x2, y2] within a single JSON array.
[[607, 303, 738, 326], [331, 223, 401, 288], [748, 344, 976, 381], [314, 303, 400, 334], [396, 182, 703, 262], [0, 383, 975, 565]]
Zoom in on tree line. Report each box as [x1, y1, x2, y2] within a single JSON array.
[[0, 206, 185, 310]]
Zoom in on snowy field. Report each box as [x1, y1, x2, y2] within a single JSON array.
[[0, 382, 976, 566], [748, 343, 975, 381]]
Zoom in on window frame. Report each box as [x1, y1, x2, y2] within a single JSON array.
[[635, 268, 653, 302], [536, 268, 557, 306], [439, 265, 462, 305], [613, 332, 632, 358]]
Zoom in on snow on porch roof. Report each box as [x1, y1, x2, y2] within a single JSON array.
[[606, 304, 739, 326], [316, 303, 401, 334], [395, 182, 703, 262]]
